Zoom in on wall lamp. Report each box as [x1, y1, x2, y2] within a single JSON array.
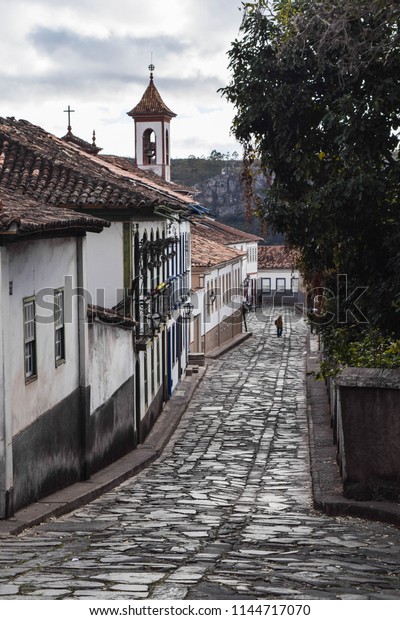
[[182, 302, 194, 320], [208, 290, 216, 306], [147, 312, 161, 335]]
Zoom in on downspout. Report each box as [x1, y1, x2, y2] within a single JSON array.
[[202, 284, 207, 357], [217, 266, 221, 348], [76, 236, 90, 481], [231, 262, 234, 341], [0, 247, 13, 517]]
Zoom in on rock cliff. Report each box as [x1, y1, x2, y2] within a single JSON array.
[[171, 158, 283, 243]]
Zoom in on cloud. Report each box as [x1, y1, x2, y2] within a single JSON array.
[[25, 27, 193, 96], [29, 27, 190, 69], [0, 0, 243, 157]]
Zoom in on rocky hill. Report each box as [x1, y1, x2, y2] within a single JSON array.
[[171, 158, 283, 244]]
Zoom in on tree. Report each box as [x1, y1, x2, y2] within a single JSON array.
[[208, 149, 224, 160], [221, 0, 400, 334]]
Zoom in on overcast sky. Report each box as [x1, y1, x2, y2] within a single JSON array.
[[0, 0, 244, 159]]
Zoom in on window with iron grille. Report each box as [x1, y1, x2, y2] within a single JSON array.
[[151, 343, 155, 396], [144, 351, 148, 408], [23, 297, 37, 381], [156, 339, 161, 386], [54, 289, 65, 364]]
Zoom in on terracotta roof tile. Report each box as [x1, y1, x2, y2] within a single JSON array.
[[61, 130, 102, 155], [0, 117, 194, 214], [88, 304, 136, 329], [191, 226, 245, 269], [258, 245, 300, 269], [127, 78, 176, 118], [0, 188, 108, 236], [100, 154, 196, 196], [192, 217, 263, 246]]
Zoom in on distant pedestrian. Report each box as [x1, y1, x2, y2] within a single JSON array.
[[257, 292, 262, 308], [275, 315, 283, 337]]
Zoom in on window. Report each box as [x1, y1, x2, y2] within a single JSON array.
[[276, 278, 286, 292], [172, 323, 177, 363], [291, 277, 299, 293], [144, 352, 148, 408], [247, 245, 257, 263], [54, 289, 65, 365], [151, 344, 155, 396], [261, 278, 271, 293], [156, 339, 161, 386], [23, 298, 37, 381], [166, 129, 170, 165], [205, 282, 211, 318], [143, 128, 156, 164]]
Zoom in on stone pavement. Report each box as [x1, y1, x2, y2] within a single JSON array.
[[0, 307, 400, 600]]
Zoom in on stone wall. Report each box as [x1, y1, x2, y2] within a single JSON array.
[[333, 368, 400, 501]]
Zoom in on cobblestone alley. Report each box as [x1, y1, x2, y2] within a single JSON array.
[[0, 307, 399, 600]]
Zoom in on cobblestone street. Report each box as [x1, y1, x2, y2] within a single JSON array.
[[0, 307, 399, 600]]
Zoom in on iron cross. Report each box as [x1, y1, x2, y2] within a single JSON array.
[[63, 105, 75, 132]]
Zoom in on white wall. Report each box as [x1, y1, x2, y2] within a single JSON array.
[[88, 321, 135, 414], [193, 258, 244, 340], [8, 238, 81, 435], [231, 241, 258, 277], [135, 120, 171, 180], [258, 268, 300, 292], [86, 222, 124, 309]]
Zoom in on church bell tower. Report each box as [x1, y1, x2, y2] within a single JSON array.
[[127, 65, 176, 181]]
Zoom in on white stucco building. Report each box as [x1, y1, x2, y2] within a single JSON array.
[[257, 245, 305, 307], [0, 187, 107, 517]]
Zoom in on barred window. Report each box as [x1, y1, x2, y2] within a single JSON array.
[[54, 289, 65, 364], [151, 343, 155, 396], [276, 278, 286, 292], [156, 339, 161, 386], [262, 278, 271, 293], [24, 298, 37, 380], [144, 351, 148, 408]]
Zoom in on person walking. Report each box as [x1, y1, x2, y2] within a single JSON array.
[[275, 315, 283, 337]]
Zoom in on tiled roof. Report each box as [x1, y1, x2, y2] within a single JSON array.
[[101, 154, 196, 196], [258, 245, 300, 269], [88, 304, 136, 329], [0, 117, 193, 213], [0, 188, 108, 237], [193, 217, 263, 246], [127, 78, 176, 118], [61, 129, 102, 155], [191, 226, 245, 269]]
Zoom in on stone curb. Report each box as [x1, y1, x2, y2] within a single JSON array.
[[205, 331, 253, 359]]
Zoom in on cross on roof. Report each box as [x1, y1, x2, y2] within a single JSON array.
[[63, 105, 75, 132]]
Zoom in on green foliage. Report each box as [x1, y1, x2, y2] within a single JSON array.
[[315, 325, 400, 379], [221, 0, 400, 335]]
